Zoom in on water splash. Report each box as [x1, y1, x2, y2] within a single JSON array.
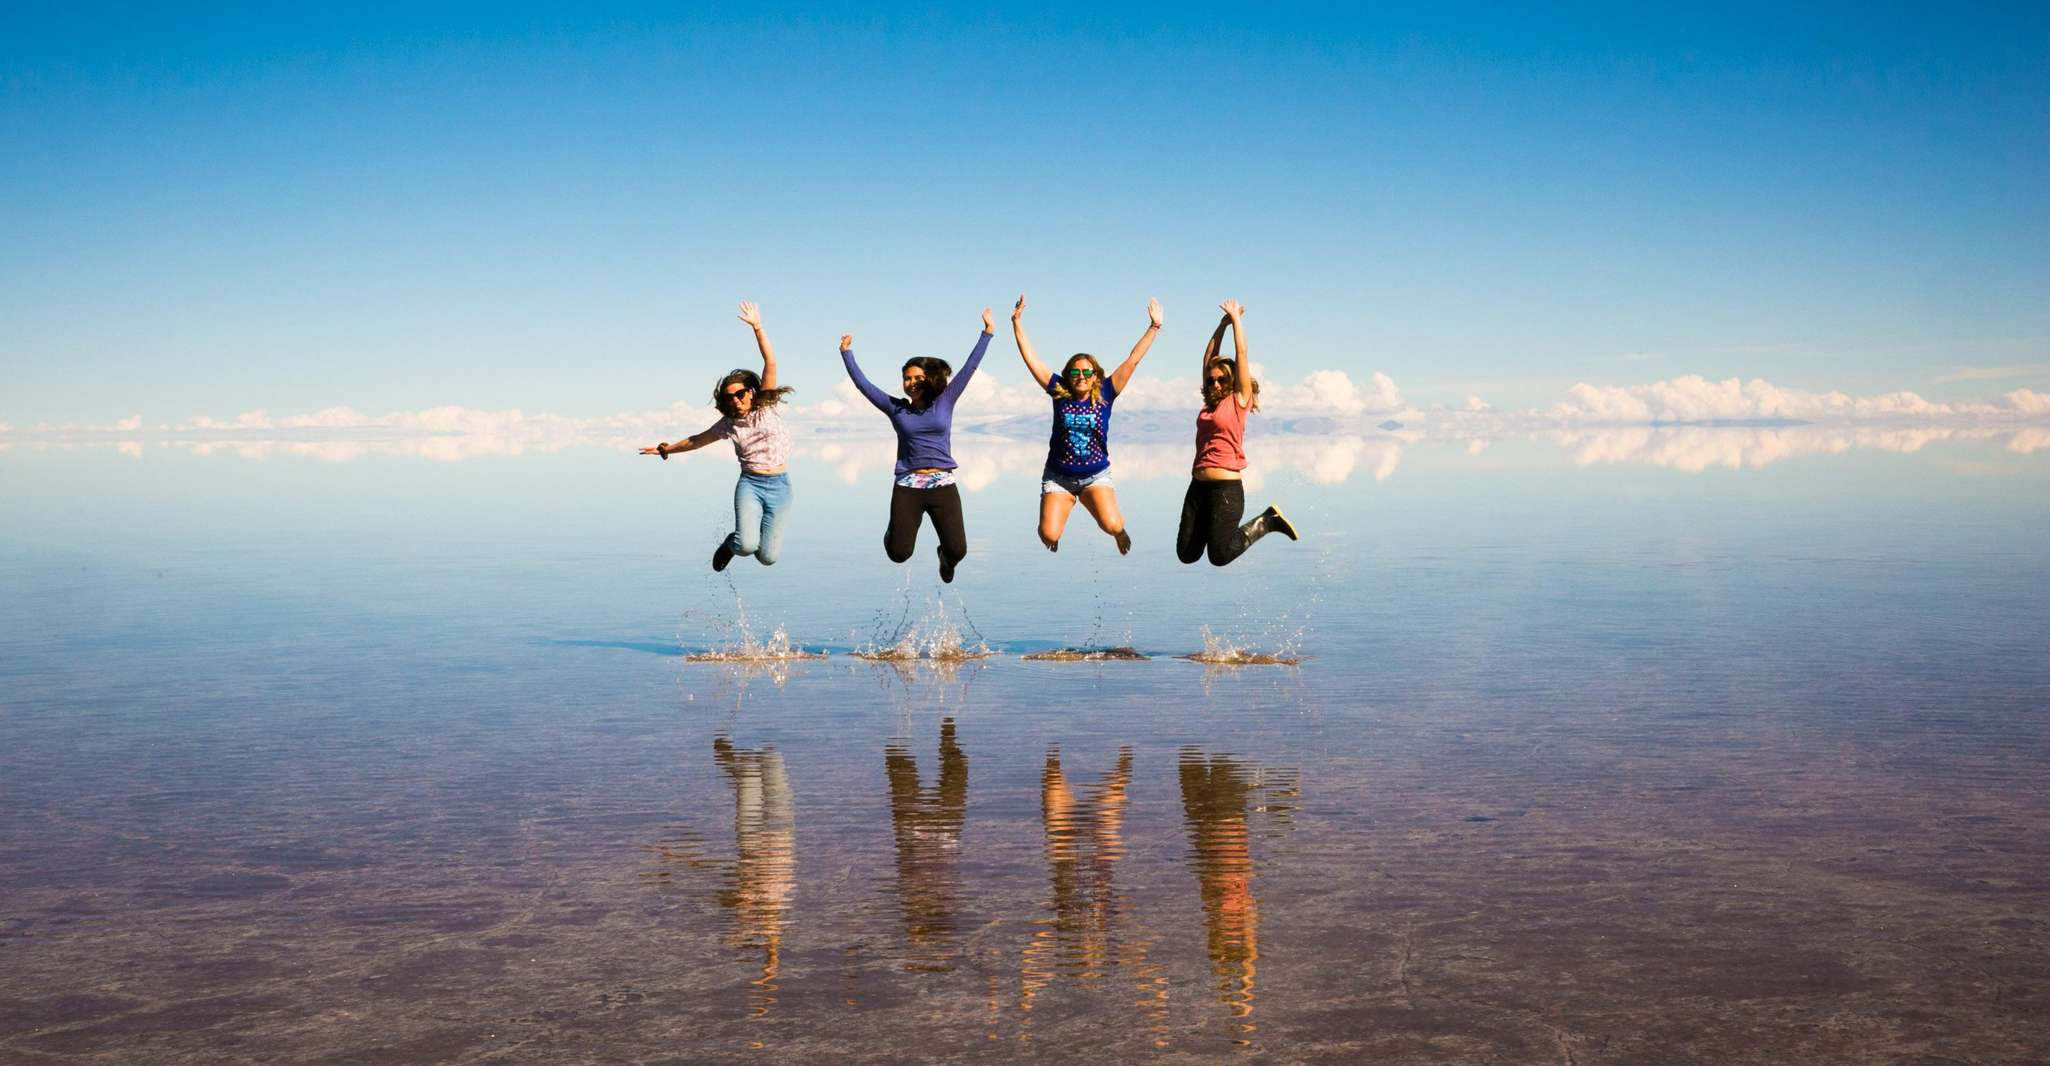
[[682, 589, 826, 662], [684, 624, 829, 663], [853, 592, 993, 662], [1179, 626, 1306, 666]]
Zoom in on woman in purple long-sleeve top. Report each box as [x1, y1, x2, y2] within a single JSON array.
[[839, 307, 996, 583]]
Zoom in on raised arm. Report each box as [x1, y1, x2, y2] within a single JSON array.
[[941, 308, 996, 402], [1221, 300, 1253, 407], [1010, 294, 1053, 388], [839, 334, 894, 413], [1202, 313, 1228, 372], [1108, 297, 1163, 395], [737, 300, 776, 390], [640, 422, 726, 460]]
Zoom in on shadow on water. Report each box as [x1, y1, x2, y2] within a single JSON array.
[[542, 638, 686, 656]]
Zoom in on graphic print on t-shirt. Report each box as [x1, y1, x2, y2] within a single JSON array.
[[1064, 408, 1099, 463], [1044, 374, 1117, 476]]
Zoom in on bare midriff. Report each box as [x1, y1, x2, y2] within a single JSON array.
[[1193, 467, 1243, 481], [746, 465, 788, 475], [908, 467, 946, 475]]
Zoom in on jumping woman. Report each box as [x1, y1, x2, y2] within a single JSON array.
[[1178, 300, 1298, 566], [840, 308, 995, 583], [641, 301, 796, 571], [1009, 293, 1158, 554]]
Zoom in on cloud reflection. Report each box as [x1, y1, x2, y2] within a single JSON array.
[[1552, 425, 2031, 472]]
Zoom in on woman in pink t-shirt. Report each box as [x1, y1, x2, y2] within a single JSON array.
[[1176, 300, 1298, 566], [641, 301, 796, 571]]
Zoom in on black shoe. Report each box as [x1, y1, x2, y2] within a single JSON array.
[[1262, 506, 1299, 541], [938, 546, 957, 584], [713, 541, 735, 572]]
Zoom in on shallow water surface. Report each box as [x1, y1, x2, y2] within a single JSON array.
[[2, 435, 2048, 1063]]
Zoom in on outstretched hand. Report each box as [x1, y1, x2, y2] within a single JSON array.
[[1220, 299, 1245, 321], [1012, 293, 1027, 323], [737, 301, 763, 330], [639, 443, 670, 460], [1146, 297, 1164, 330], [981, 307, 995, 333], [839, 333, 853, 353]]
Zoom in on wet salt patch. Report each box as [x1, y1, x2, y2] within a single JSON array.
[[1178, 651, 1307, 666], [1022, 646, 1151, 661]]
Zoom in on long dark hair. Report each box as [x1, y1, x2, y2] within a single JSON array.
[[1202, 358, 1259, 413], [712, 369, 794, 418], [1050, 353, 1108, 405], [901, 357, 952, 411]]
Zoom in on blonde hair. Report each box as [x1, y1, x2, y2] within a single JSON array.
[[1051, 353, 1108, 405]]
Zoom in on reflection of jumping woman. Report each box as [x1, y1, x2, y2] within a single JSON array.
[[1010, 293, 1158, 554], [641, 301, 796, 571], [1177, 300, 1298, 566], [839, 308, 995, 583]]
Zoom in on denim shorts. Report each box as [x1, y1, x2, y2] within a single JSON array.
[[1041, 467, 1113, 496]]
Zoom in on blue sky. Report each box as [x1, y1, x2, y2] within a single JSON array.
[[4, 3, 2046, 423]]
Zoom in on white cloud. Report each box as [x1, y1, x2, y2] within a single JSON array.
[[2005, 388, 2050, 415], [1252, 368, 1401, 416], [1546, 374, 2034, 424]]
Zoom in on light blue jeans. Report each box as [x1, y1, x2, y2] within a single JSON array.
[[726, 471, 792, 565]]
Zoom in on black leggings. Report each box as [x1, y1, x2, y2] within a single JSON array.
[[1177, 479, 1254, 566], [887, 484, 968, 567]]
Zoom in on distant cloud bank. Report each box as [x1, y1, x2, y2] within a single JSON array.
[[5, 371, 2046, 479], [1547, 376, 2050, 425]]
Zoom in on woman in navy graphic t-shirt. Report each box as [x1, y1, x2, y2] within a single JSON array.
[[1009, 293, 1160, 555]]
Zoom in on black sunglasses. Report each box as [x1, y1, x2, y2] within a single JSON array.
[[723, 386, 753, 398]]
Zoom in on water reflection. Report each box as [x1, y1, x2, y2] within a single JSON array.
[[883, 719, 970, 972], [1179, 748, 1298, 1044], [644, 736, 796, 1020], [1011, 745, 1172, 1048]]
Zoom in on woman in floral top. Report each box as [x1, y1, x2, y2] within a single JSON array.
[[642, 301, 796, 571]]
